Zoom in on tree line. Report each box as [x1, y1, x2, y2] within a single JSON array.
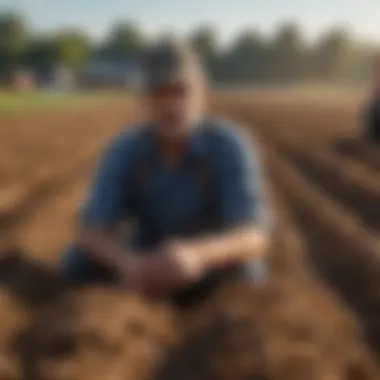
[[0, 13, 378, 85]]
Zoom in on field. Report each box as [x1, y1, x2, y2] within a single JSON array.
[[0, 90, 128, 114], [0, 89, 380, 379]]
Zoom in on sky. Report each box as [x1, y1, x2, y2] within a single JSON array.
[[1, 0, 380, 44]]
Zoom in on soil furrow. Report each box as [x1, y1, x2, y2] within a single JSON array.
[[277, 143, 380, 231], [267, 145, 380, 356], [333, 140, 380, 173], [226, 107, 380, 355]]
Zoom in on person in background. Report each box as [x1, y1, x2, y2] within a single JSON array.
[[62, 37, 272, 308], [365, 54, 380, 143]]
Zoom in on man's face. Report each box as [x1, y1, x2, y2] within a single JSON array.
[[143, 79, 204, 140]]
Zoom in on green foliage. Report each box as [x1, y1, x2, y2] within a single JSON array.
[[224, 30, 267, 83], [53, 30, 91, 71], [0, 13, 28, 74], [312, 28, 353, 80], [24, 37, 56, 70], [190, 25, 218, 58], [103, 20, 145, 60], [189, 25, 220, 80], [0, 12, 376, 85], [269, 22, 306, 82], [24, 30, 90, 74]]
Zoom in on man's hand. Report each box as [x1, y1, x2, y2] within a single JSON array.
[[112, 241, 207, 297], [142, 227, 269, 297], [161, 240, 206, 280], [113, 254, 147, 291], [142, 240, 207, 297]]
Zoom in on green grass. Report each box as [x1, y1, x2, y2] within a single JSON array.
[[0, 90, 127, 115]]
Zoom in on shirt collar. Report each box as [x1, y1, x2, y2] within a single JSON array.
[[145, 120, 206, 162], [187, 121, 205, 159]]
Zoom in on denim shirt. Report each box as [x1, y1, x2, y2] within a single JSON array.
[[80, 118, 270, 248]]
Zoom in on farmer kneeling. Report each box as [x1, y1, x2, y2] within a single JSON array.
[[62, 38, 271, 308]]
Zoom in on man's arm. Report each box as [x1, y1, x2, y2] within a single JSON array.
[[181, 225, 268, 271], [74, 133, 143, 278], [76, 227, 143, 276], [179, 127, 271, 271], [137, 127, 271, 296]]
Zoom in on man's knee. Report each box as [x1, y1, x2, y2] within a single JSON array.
[[61, 245, 113, 285], [61, 246, 87, 284]]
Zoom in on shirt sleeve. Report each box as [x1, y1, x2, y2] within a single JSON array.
[[215, 127, 271, 231], [80, 133, 134, 227]]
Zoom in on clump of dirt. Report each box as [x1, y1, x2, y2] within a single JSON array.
[[0, 248, 68, 308], [16, 287, 178, 380], [259, 275, 379, 380], [0, 288, 31, 380], [0, 248, 66, 380], [0, 249, 379, 380], [156, 275, 380, 380], [0, 249, 178, 380]]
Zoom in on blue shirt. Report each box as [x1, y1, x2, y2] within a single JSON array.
[[80, 118, 269, 249]]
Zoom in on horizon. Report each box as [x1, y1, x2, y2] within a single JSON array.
[[1, 0, 380, 45]]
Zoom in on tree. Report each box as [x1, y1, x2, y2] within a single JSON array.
[[52, 30, 91, 72], [103, 21, 145, 60], [0, 13, 28, 75], [24, 30, 90, 75], [190, 26, 218, 58], [269, 22, 305, 82], [313, 28, 352, 80], [24, 36, 56, 72], [0, 13, 373, 85], [226, 29, 267, 83], [189, 25, 220, 81]]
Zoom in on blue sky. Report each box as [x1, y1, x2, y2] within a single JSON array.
[[1, 0, 380, 43]]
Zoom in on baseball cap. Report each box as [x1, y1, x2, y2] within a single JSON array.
[[140, 37, 203, 92]]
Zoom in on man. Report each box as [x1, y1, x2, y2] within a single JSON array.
[[62, 38, 271, 308]]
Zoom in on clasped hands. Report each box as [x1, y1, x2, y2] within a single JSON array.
[[114, 240, 208, 297]]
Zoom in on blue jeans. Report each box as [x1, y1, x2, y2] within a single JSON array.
[[61, 244, 268, 308], [62, 245, 116, 284]]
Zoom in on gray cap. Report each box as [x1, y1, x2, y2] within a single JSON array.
[[140, 38, 202, 91]]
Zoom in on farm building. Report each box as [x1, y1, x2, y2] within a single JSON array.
[[80, 58, 140, 89], [32, 64, 76, 92]]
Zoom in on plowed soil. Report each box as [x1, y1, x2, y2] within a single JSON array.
[[0, 91, 379, 380]]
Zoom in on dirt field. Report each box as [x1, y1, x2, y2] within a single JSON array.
[[0, 90, 379, 379]]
